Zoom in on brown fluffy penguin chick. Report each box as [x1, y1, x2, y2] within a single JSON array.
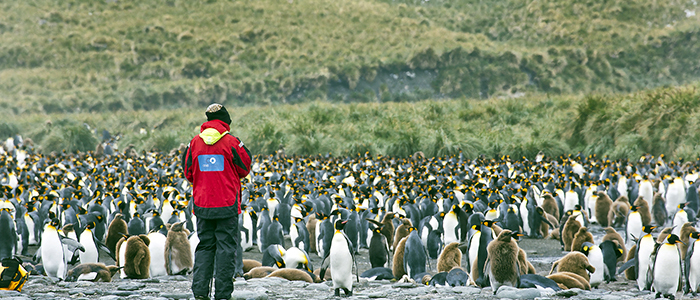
[[313, 267, 332, 281], [652, 193, 668, 227], [243, 259, 262, 273], [392, 218, 412, 252], [549, 251, 595, 282], [633, 197, 652, 226], [266, 268, 314, 283], [595, 192, 613, 227], [486, 230, 521, 293], [421, 274, 432, 285], [607, 196, 630, 227], [517, 248, 536, 275], [244, 266, 277, 280], [602, 227, 627, 262], [680, 222, 697, 260], [65, 263, 121, 282], [625, 244, 637, 280], [656, 227, 673, 244], [492, 224, 503, 237], [164, 221, 192, 275], [106, 213, 128, 254], [571, 227, 594, 254], [124, 235, 150, 279], [392, 236, 408, 279], [542, 193, 560, 221], [547, 272, 591, 290], [540, 212, 559, 238], [437, 242, 462, 272], [562, 217, 582, 251], [306, 214, 317, 254]]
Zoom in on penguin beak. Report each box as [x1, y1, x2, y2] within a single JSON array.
[[341, 220, 347, 224]]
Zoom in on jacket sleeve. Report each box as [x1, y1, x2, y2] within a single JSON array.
[[183, 142, 194, 183], [230, 137, 252, 178]]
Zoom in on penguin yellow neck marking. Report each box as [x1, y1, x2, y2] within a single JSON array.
[[335, 230, 341, 234]]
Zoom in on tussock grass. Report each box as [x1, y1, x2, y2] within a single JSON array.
[[6, 83, 700, 160]]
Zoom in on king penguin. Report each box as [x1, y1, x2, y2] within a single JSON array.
[[443, 205, 461, 246], [636, 225, 657, 291], [580, 242, 605, 288], [106, 213, 128, 255], [147, 225, 168, 277], [124, 234, 151, 279], [165, 221, 192, 275], [486, 230, 521, 293], [684, 231, 700, 295], [320, 219, 358, 297], [651, 233, 683, 300], [368, 224, 390, 269], [403, 227, 428, 281], [41, 218, 68, 279], [626, 205, 643, 244]]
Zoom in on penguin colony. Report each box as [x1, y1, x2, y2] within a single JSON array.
[[4, 136, 700, 298]]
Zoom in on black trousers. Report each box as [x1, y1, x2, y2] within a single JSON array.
[[191, 215, 238, 300]]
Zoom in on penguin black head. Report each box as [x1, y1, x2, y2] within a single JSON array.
[[580, 241, 595, 256], [691, 232, 700, 239], [87, 221, 96, 230], [50, 218, 60, 228], [334, 219, 347, 231], [642, 225, 656, 234], [574, 204, 582, 211], [482, 220, 496, 227], [665, 234, 684, 245], [630, 205, 638, 212], [678, 203, 686, 210]]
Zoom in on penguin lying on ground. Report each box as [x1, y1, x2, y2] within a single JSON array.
[[360, 267, 394, 281], [65, 263, 121, 282], [549, 251, 595, 282]]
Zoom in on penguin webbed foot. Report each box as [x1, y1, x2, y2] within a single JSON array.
[[655, 292, 661, 299], [343, 288, 352, 296], [334, 288, 340, 297]]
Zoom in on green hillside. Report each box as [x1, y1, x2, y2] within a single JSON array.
[[1, 0, 699, 113], [4, 83, 700, 160]]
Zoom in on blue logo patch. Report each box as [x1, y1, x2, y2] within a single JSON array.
[[198, 155, 224, 172]]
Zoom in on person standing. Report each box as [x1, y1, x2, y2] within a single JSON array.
[[183, 103, 252, 300]]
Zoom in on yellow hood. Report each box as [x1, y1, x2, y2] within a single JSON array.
[[199, 128, 229, 145]]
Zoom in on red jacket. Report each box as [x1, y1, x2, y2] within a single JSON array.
[[183, 120, 251, 218]]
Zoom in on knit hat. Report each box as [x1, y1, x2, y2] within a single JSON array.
[[205, 103, 231, 125]]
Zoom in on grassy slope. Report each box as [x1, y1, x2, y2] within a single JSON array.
[[1, 0, 699, 113], [3, 83, 700, 160]]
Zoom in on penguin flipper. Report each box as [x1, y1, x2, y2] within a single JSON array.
[[59, 235, 85, 253], [616, 258, 636, 275], [96, 238, 116, 261], [684, 242, 694, 293], [365, 219, 383, 228], [319, 254, 330, 281]]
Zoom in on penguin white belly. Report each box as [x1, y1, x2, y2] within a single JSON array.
[[689, 242, 700, 293], [639, 181, 654, 202], [468, 231, 481, 269], [617, 180, 628, 199], [443, 215, 459, 245], [315, 222, 323, 257], [284, 247, 306, 269], [366, 228, 373, 249], [79, 232, 99, 264], [78, 272, 98, 281], [118, 243, 128, 278], [587, 246, 605, 287], [242, 212, 253, 251], [148, 233, 168, 277], [626, 213, 642, 246], [666, 181, 686, 216], [421, 228, 429, 248], [587, 195, 598, 223], [189, 233, 200, 260], [267, 200, 278, 219], [564, 192, 578, 212], [25, 216, 36, 245], [653, 244, 681, 294], [63, 232, 78, 263], [637, 237, 655, 291], [330, 235, 353, 290], [484, 210, 498, 221], [290, 224, 299, 248], [520, 203, 530, 236], [41, 232, 65, 279], [672, 212, 688, 236]]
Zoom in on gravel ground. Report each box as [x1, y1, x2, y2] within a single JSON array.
[[10, 227, 696, 300]]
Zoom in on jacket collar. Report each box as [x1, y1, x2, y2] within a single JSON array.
[[199, 120, 230, 145]]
